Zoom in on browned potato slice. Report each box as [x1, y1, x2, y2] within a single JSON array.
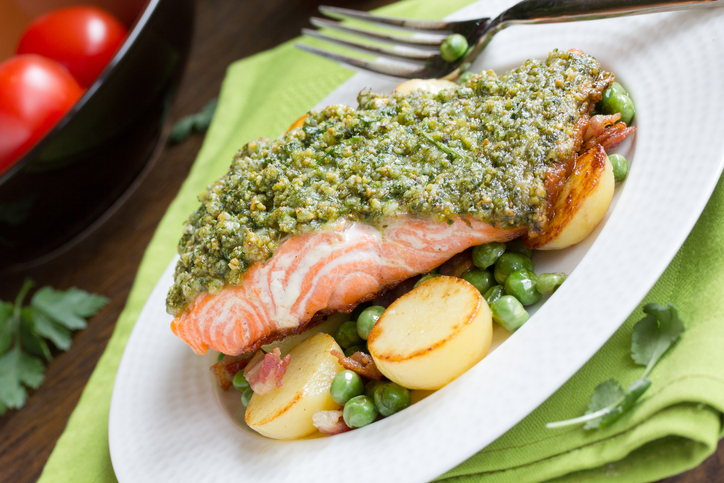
[[245, 333, 344, 440], [261, 313, 347, 356], [394, 78, 457, 95], [525, 145, 615, 250], [368, 276, 493, 390]]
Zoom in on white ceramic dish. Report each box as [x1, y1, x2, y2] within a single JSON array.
[[109, 1, 724, 481]]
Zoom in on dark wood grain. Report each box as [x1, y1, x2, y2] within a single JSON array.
[[0, 1, 720, 482]]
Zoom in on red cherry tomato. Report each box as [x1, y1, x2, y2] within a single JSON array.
[[17, 6, 127, 87], [0, 55, 83, 174]]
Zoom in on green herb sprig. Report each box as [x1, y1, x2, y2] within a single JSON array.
[[547, 303, 684, 430], [0, 280, 108, 414], [169, 98, 218, 145]]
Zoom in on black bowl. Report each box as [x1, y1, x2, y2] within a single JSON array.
[[0, 0, 194, 271]]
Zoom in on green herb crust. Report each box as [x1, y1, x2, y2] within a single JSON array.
[[167, 50, 611, 316]]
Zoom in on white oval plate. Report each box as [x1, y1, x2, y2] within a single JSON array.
[[109, 2, 724, 482]]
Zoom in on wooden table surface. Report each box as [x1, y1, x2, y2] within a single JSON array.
[[0, 0, 720, 481]]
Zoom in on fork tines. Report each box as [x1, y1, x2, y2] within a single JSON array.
[[297, 5, 482, 79]]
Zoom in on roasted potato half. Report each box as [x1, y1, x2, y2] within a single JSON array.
[[368, 276, 493, 390], [394, 78, 457, 95], [245, 333, 344, 440], [525, 145, 615, 250]]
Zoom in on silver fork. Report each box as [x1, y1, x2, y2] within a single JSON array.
[[296, 0, 722, 80]]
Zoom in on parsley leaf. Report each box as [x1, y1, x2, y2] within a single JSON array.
[[0, 345, 45, 413], [169, 98, 218, 144], [631, 303, 685, 377], [31, 287, 108, 330], [546, 303, 682, 430], [28, 308, 72, 351], [0, 301, 14, 355], [0, 280, 108, 415]]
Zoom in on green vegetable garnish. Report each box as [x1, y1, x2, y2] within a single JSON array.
[[440, 34, 468, 62], [356, 306, 385, 340], [608, 153, 629, 183], [0, 279, 107, 415], [343, 395, 378, 428], [504, 269, 541, 306], [536, 273, 566, 295], [462, 268, 495, 296], [458, 71, 474, 84], [169, 98, 218, 144], [547, 303, 684, 430], [331, 370, 365, 405], [472, 243, 506, 270], [334, 320, 364, 349], [373, 382, 411, 417]]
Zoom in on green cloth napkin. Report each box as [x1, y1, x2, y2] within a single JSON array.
[[38, 0, 724, 481]]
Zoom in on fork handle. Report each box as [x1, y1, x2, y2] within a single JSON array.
[[498, 0, 721, 25]]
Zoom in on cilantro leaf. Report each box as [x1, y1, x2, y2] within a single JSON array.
[[547, 303, 682, 431], [31, 287, 108, 330], [0, 345, 45, 414], [582, 379, 625, 429], [631, 303, 685, 376], [0, 301, 14, 355]]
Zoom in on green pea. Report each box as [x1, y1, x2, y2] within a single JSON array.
[[458, 71, 474, 84], [415, 272, 441, 288], [484, 285, 504, 305], [217, 352, 226, 362], [491, 295, 530, 332], [241, 387, 254, 407], [472, 242, 506, 269], [344, 344, 367, 357], [462, 268, 495, 295], [601, 87, 635, 125], [494, 252, 535, 285], [365, 380, 384, 399], [232, 371, 250, 393], [331, 370, 365, 405], [605, 81, 628, 97], [357, 305, 385, 340], [505, 238, 533, 257], [608, 153, 629, 183], [334, 320, 364, 349], [350, 302, 371, 321], [536, 273, 567, 294], [373, 382, 411, 417], [440, 34, 468, 62], [343, 395, 378, 428], [504, 269, 541, 306]]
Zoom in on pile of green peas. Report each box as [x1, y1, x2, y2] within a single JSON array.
[[331, 305, 412, 428], [460, 239, 566, 332]]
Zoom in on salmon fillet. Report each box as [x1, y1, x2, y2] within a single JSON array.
[[169, 51, 620, 356], [171, 216, 524, 355]]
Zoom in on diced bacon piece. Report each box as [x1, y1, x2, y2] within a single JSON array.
[[243, 348, 291, 395], [210, 353, 255, 391], [331, 349, 384, 381], [582, 122, 636, 152], [312, 410, 352, 435], [583, 113, 621, 141], [438, 247, 474, 277]]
